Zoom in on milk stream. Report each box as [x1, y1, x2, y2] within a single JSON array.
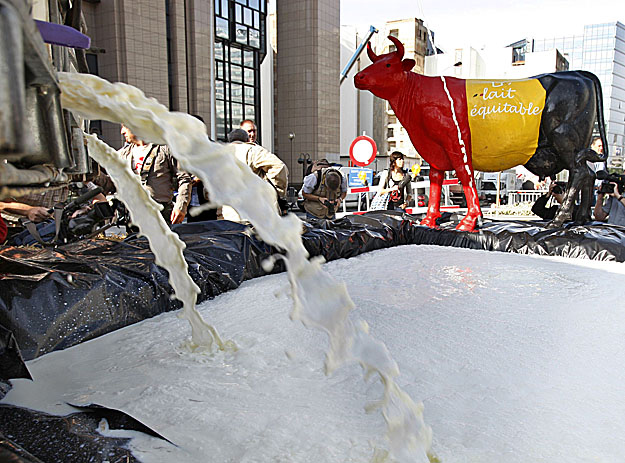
[[58, 72, 433, 462]]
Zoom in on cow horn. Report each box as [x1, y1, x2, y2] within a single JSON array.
[[388, 35, 405, 59], [366, 42, 379, 62]]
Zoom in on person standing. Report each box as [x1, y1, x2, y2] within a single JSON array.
[[377, 151, 412, 212], [240, 119, 258, 144], [117, 125, 192, 224], [223, 128, 288, 221], [588, 137, 605, 206]]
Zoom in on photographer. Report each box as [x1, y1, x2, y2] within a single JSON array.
[[531, 182, 571, 220], [302, 168, 347, 220], [593, 176, 625, 226]]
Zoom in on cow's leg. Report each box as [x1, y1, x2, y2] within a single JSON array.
[[550, 178, 575, 228], [550, 150, 595, 227], [453, 164, 482, 232], [420, 168, 443, 228], [575, 174, 594, 224]]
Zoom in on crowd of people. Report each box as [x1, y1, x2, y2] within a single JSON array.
[[529, 137, 625, 226], [0, 119, 289, 244], [1, 131, 624, 245]]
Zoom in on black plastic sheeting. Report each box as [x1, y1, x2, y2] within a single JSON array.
[[0, 404, 145, 463], [1, 212, 625, 462], [2, 213, 625, 366], [0, 220, 282, 363]]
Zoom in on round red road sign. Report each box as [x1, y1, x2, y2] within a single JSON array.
[[349, 135, 377, 167]]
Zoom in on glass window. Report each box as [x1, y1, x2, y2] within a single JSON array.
[[232, 103, 243, 123], [236, 4, 242, 23], [244, 67, 254, 85], [214, 0, 265, 141], [244, 86, 254, 104], [231, 64, 242, 83], [249, 28, 260, 48], [216, 100, 226, 133], [215, 42, 223, 60], [245, 106, 255, 120], [86, 53, 99, 74], [244, 50, 254, 67], [231, 46, 241, 64], [231, 83, 243, 102], [244, 7, 253, 26], [236, 23, 248, 44], [216, 80, 225, 100], [216, 17, 229, 39]]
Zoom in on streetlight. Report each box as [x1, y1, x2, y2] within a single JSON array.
[[297, 152, 311, 184], [288, 132, 295, 168]]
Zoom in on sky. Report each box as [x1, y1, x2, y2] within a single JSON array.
[[339, 0, 623, 51], [269, 0, 623, 53]]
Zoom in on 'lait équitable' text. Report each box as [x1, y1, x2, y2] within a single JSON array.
[[470, 82, 543, 120]]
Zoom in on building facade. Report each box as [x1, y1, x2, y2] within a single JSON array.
[[82, 1, 211, 145], [275, 0, 341, 184], [81, 0, 269, 149]]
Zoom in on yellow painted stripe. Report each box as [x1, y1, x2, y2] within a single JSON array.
[[466, 79, 546, 172]]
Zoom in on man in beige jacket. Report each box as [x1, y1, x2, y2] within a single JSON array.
[[222, 128, 288, 221]]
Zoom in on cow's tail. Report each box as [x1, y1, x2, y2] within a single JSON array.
[[579, 70, 609, 159]]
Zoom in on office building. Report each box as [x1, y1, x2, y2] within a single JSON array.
[[81, 0, 269, 149]]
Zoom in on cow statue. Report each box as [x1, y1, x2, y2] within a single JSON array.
[[354, 35, 608, 231]]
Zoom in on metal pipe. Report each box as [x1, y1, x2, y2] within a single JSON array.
[[0, 2, 26, 156], [0, 163, 69, 186], [340, 25, 378, 85]]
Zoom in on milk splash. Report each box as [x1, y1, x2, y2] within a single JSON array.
[[58, 72, 433, 462]]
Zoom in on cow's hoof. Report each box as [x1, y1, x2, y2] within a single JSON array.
[[456, 217, 479, 232], [420, 217, 439, 228]]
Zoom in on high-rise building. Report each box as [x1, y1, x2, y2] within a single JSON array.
[[533, 22, 625, 167], [81, 0, 269, 148], [275, 0, 341, 184]]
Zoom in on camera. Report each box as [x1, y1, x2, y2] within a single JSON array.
[[322, 199, 336, 215], [599, 182, 614, 194], [552, 184, 564, 195], [596, 170, 625, 196]]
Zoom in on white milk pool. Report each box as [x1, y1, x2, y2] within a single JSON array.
[[4, 245, 625, 462]]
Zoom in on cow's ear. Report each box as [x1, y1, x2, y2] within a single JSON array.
[[402, 59, 415, 71]]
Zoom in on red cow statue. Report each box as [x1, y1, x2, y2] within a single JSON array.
[[355, 35, 608, 231]]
